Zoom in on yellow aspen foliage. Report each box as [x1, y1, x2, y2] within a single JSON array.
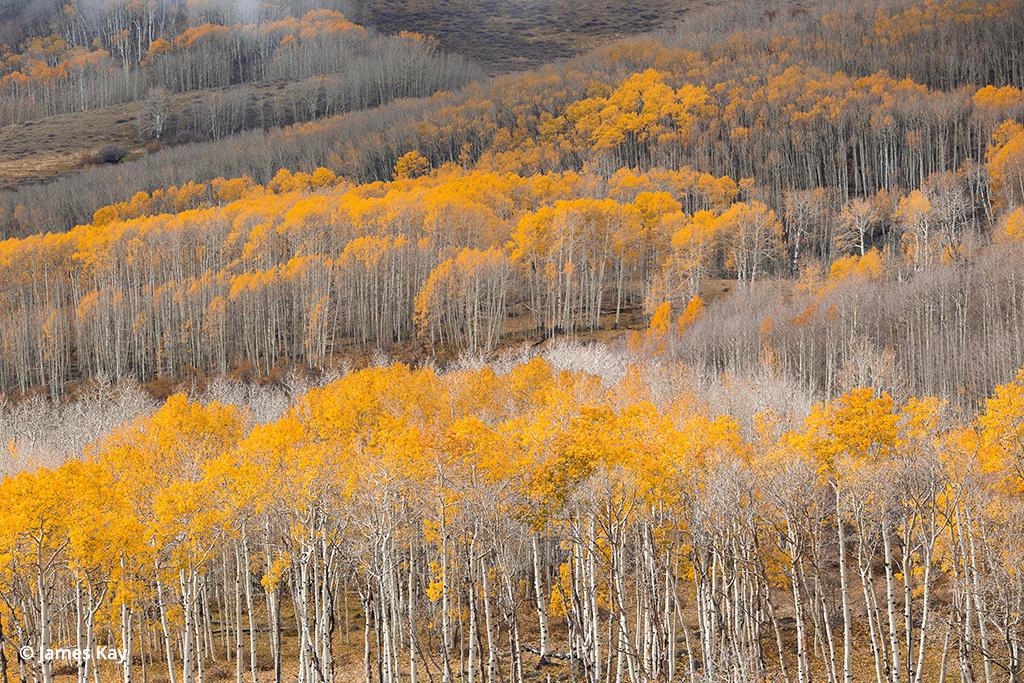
[[986, 120, 1024, 210], [647, 301, 672, 337], [212, 176, 257, 203], [548, 562, 573, 617], [717, 201, 784, 282], [676, 294, 703, 334], [269, 168, 299, 193], [310, 166, 339, 188], [566, 69, 715, 156], [896, 190, 935, 269], [899, 395, 946, 445], [395, 150, 430, 179], [826, 249, 885, 289], [664, 209, 721, 298], [633, 191, 682, 238], [973, 85, 1024, 119], [978, 369, 1024, 493], [426, 562, 445, 602], [996, 207, 1024, 241], [0, 467, 72, 566], [797, 387, 899, 477], [172, 181, 208, 211], [90, 393, 248, 516], [261, 552, 291, 593]]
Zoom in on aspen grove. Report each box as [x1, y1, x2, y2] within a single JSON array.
[[0, 154, 1023, 404], [0, 2, 479, 130], [2, 0, 1024, 681], [0, 0, 1023, 404], [1, 354, 1024, 683]]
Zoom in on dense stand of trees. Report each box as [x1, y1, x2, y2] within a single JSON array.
[[2, 0, 1022, 238], [0, 2, 478, 146], [1, 2, 1024, 681], [0, 124, 1020, 405], [153, 33, 478, 144], [671, 244, 1024, 408], [0, 164, 741, 397], [1, 354, 1024, 683], [0, 1, 381, 123]]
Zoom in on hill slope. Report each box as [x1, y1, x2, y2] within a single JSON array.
[[348, 0, 704, 73]]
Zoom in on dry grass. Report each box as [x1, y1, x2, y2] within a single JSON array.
[[0, 103, 143, 189]]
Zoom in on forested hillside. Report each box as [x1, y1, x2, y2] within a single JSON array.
[[4, 0, 1023, 235], [0, 0, 478, 187], [0, 0, 476, 126], [0, 0, 1021, 404], [1, 0, 1024, 682]]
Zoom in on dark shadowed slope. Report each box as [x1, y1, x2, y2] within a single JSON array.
[[347, 0, 706, 73]]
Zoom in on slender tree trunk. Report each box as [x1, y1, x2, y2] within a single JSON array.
[[837, 488, 852, 683], [530, 534, 549, 667]]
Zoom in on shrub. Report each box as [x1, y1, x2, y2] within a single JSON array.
[[96, 144, 128, 164]]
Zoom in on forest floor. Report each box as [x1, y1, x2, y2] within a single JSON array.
[[39, 592, 947, 683], [41, 593, 576, 683]]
